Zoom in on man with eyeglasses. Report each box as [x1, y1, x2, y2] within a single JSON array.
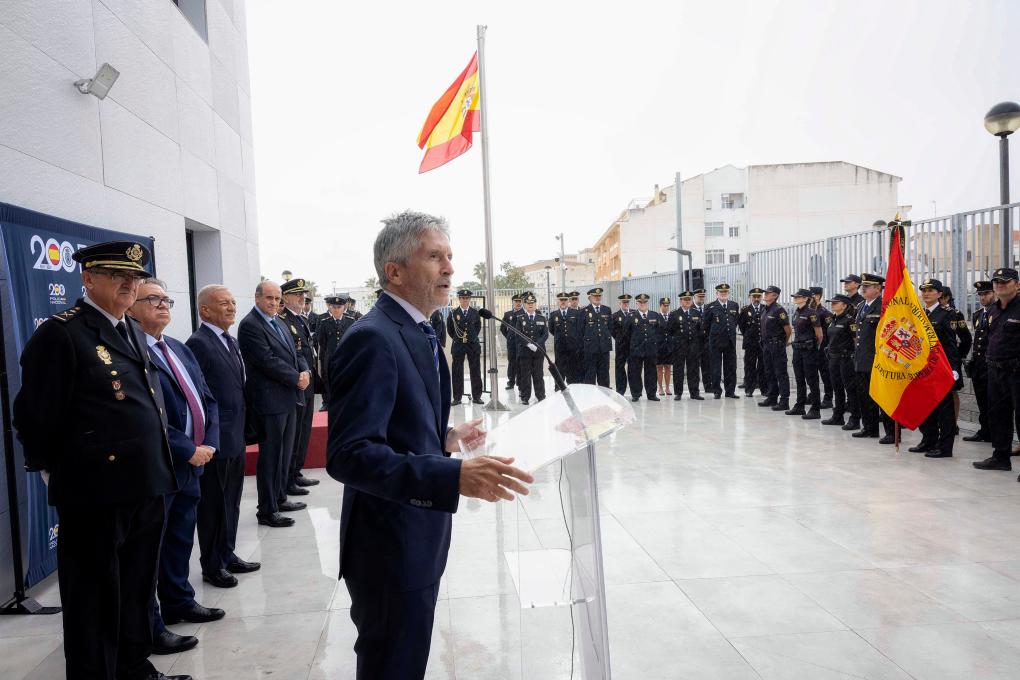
[[128, 279, 225, 654], [13, 241, 188, 680], [279, 278, 320, 495]]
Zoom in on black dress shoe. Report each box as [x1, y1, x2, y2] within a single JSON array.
[[737, 383, 745, 389], [820, 398, 833, 410], [151, 629, 198, 655], [202, 569, 238, 588], [785, 405, 806, 416], [962, 432, 991, 442], [226, 558, 261, 574], [841, 417, 861, 431], [758, 398, 777, 407], [318, 404, 328, 412], [822, 415, 845, 426], [714, 392, 722, 399], [631, 397, 640, 402], [925, 450, 953, 458], [852, 430, 879, 438], [801, 408, 821, 420], [505, 381, 514, 389], [279, 500, 306, 512], [258, 513, 295, 527], [726, 393, 740, 399], [973, 457, 1012, 471], [162, 602, 226, 625], [690, 394, 705, 400], [451, 399, 462, 406], [647, 396, 661, 401], [521, 398, 529, 405], [286, 483, 310, 496], [878, 434, 896, 445], [472, 397, 485, 404], [673, 395, 682, 401], [771, 401, 790, 412], [295, 475, 320, 487], [145, 673, 193, 680], [908, 442, 936, 453]]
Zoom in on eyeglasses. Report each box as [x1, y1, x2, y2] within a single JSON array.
[[137, 295, 175, 309], [92, 269, 144, 284]]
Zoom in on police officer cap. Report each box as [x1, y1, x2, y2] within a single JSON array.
[[456, 289, 473, 297], [827, 294, 853, 306], [748, 287, 765, 295], [765, 285, 782, 295], [919, 278, 943, 292], [73, 240, 151, 274], [325, 296, 345, 305], [634, 293, 651, 302], [523, 293, 537, 304], [940, 286, 954, 299], [809, 286, 823, 296], [715, 283, 731, 291], [556, 292, 569, 300], [992, 267, 1019, 282], [588, 287, 604, 296], [973, 280, 993, 293], [618, 294, 632, 301], [679, 290, 693, 299], [280, 278, 309, 294], [840, 274, 862, 284], [693, 288, 706, 295], [659, 297, 670, 305], [511, 293, 523, 302], [791, 288, 812, 298], [570, 291, 580, 298], [861, 273, 885, 285]]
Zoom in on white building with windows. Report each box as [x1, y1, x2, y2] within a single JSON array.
[[0, 0, 260, 337], [591, 162, 901, 280], [522, 256, 596, 306]]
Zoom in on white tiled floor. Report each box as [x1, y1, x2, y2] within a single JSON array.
[[6, 386, 1020, 679]]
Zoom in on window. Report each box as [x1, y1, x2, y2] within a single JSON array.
[[721, 193, 745, 209], [705, 221, 724, 237], [729, 254, 741, 263], [705, 249, 725, 265], [172, 0, 208, 41], [705, 200, 712, 211], [728, 225, 740, 238]]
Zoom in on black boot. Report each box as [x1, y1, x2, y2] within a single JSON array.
[[771, 400, 790, 412], [841, 416, 860, 431], [822, 413, 845, 426], [785, 403, 806, 416], [802, 407, 821, 420], [962, 431, 991, 442], [758, 397, 777, 407], [820, 396, 833, 410]]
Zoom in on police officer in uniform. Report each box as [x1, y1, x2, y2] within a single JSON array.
[[429, 306, 447, 348], [516, 293, 549, 404], [737, 288, 766, 397], [810, 287, 834, 409], [693, 288, 711, 392], [316, 296, 348, 410], [448, 289, 484, 404], [821, 294, 860, 429], [973, 268, 1020, 473], [567, 292, 582, 380], [626, 293, 662, 401], [278, 278, 319, 494], [666, 291, 704, 400], [656, 297, 674, 395], [787, 289, 823, 419], [703, 283, 740, 398], [580, 287, 613, 386], [939, 286, 973, 428], [611, 294, 633, 394], [501, 294, 523, 389], [13, 241, 188, 680], [549, 292, 580, 390], [841, 274, 865, 311], [758, 285, 792, 411], [852, 273, 895, 442], [303, 295, 320, 335], [963, 281, 995, 442], [910, 279, 960, 457]]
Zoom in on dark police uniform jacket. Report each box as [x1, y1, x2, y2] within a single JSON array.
[[279, 306, 317, 384], [316, 313, 349, 372], [967, 306, 990, 373], [548, 307, 580, 355], [429, 309, 447, 349], [986, 294, 1020, 365], [760, 302, 790, 342], [815, 304, 833, 349], [13, 300, 176, 506], [501, 308, 520, 352], [611, 308, 632, 358], [627, 310, 664, 357], [826, 311, 855, 357], [581, 304, 613, 354], [737, 303, 765, 349], [666, 307, 701, 354], [945, 306, 972, 361], [703, 299, 740, 346], [925, 305, 960, 372], [447, 306, 481, 356], [517, 312, 549, 357], [853, 298, 883, 372], [791, 306, 821, 348]]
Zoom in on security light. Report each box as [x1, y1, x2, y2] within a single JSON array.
[[74, 63, 120, 100]]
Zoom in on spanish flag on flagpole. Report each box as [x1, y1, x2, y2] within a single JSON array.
[[869, 223, 955, 430], [416, 53, 480, 173]]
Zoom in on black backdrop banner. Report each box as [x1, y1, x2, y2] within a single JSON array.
[[0, 202, 154, 587]]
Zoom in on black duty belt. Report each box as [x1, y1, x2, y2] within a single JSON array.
[[987, 358, 1020, 370], [793, 340, 817, 350], [827, 351, 851, 358]]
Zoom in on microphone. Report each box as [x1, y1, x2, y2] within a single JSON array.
[[478, 308, 567, 391]]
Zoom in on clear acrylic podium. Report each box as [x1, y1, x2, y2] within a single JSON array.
[[460, 384, 636, 679]]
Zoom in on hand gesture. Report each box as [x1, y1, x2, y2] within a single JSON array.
[[189, 445, 215, 466], [459, 456, 533, 503]]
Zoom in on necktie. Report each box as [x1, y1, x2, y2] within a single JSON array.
[[156, 340, 205, 445], [419, 321, 440, 376], [270, 317, 287, 343], [115, 321, 137, 359], [642, 313, 647, 320], [223, 332, 244, 377], [529, 315, 535, 323]]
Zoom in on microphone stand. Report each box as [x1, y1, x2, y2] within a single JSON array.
[[479, 309, 567, 391]]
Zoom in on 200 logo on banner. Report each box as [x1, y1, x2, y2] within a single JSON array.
[[30, 235, 79, 272]]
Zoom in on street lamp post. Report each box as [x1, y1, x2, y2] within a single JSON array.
[[984, 101, 1020, 266], [544, 265, 552, 309], [555, 233, 566, 290]]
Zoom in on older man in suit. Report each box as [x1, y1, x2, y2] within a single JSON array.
[[127, 279, 224, 655], [328, 211, 534, 679], [238, 281, 310, 528], [188, 285, 261, 589]]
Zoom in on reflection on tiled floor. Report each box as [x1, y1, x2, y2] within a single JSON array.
[[7, 386, 1020, 679]]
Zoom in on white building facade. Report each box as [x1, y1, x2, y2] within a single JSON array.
[[0, 0, 260, 338], [522, 257, 597, 306]]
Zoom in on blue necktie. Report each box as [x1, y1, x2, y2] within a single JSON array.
[[270, 317, 287, 342], [419, 321, 440, 375]]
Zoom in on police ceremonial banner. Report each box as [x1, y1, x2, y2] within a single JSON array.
[[869, 227, 954, 430], [0, 202, 155, 588]]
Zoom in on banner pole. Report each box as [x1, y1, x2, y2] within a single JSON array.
[[476, 25, 509, 412]]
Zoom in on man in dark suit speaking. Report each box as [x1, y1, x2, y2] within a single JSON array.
[[327, 211, 534, 679]]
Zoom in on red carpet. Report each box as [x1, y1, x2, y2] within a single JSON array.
[[244, 410, 328, 476]]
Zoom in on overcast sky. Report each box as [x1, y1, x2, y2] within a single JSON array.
[[246, 0, 1019, 292]]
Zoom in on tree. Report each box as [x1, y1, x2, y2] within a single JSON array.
[[470, 261, 529, 289], [364, 276, 378, 289]]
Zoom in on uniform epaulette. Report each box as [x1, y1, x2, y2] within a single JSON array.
[[51, 306, 82, 322]]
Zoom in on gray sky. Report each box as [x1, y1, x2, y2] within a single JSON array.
[[246, 0, 1019, 292]]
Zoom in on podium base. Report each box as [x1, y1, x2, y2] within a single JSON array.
[[0, 596, 61, 615], [484, 398, 511, 412]]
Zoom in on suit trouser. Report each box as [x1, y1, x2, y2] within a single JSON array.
[[672, 348, 701, 396], [57, 496, 164, 680], [615, 351, 629, 394], [763, 340, 790, 400], [792, 345, 820, 408], [709, 338, 737, 395], [257, 408, 297, 518], [153, 490, 200, 634], [919, 391, 956, 454], [505, 344, 518, 386], [828, 355, 859, 417], [628, 353, 657, 398], [199, 454, 245, 575], [988, 365, 1020, 462], [346, 579, 441, 680], [856, 372, 894, 435], [290, 383, 316, 483], [971, 360, 989, 436], [584, 351, 610, 387], [518, 354, 546, 400], [742, 343, 765, 394], [451, 346, 483, 399]]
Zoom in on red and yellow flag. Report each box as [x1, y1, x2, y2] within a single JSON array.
[[416, 53, 480, 173], [869, 227, 955, 429]]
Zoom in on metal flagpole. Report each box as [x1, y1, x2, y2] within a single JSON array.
[[476, 25, 509, 411]]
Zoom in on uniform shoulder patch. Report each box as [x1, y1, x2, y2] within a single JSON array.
[[51, 306, 82, 322], [779, 312, 787, 320]]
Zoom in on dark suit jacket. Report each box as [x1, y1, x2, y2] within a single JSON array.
[[147, 335, 220, 496], [187, 324, 246, 459], [327, 293, 461, 592], [238, 307, 307, 416]]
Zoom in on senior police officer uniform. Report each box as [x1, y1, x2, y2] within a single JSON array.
[[447, 290, 484, 404], [963, 281, 993, 442], [278, 279, 319, 493], [580, 287, 613, 387], [501, 294, 522, 389], [611, 294, 633, 394], [13, 241, 186, 680], [703, 283, 740, 398], [316, 296, 350, 409], [516, 294, 549, 404], [811, 287, 834, 409], [758, 285, 791, 410], [625, 294, 662, 401], [549, 293, 580, 391], [851, 274, 895, 441], [821, 294, 861, 429], [737, 288, 766, 397], [692, 289, 712, 393], [666, 291, 704, 400], [973, 268, 1020, 472], [910, 279, 960, 457], [787, 289, 822, 419]]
